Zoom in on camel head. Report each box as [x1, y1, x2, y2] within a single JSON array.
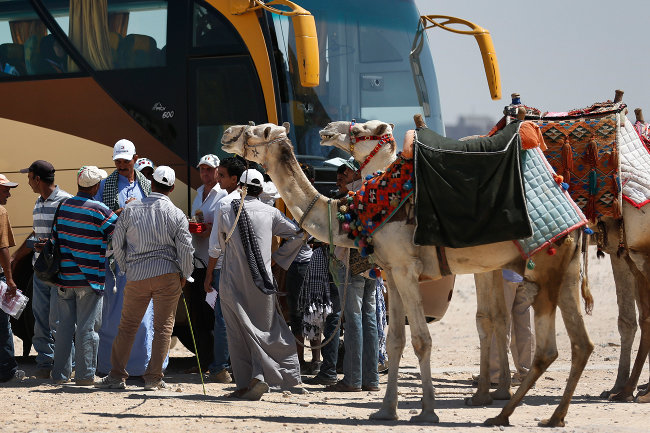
[[319, 120, 396, 172], [221, 122, 291, 165]]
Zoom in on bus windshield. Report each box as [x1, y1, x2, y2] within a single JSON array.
[[271, 0, 443, 165]]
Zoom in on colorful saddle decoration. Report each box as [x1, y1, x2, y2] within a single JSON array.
[[338, 154, 414, 257]]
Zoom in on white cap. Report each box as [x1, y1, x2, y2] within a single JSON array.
[[77, 166, 108, 187], [135, 158, 154, 172], [153, 165, 175, 186], [197, 154, 220, 168], [113, 139, 136, 161], [239, 169, 264, 187]]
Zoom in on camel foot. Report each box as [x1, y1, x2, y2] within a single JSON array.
[[609, 391, 634, 402], [369, 408, 398, 421], [635, 389, 650, 403], [490, 388, 513, 401], [465, 392, 493, 406], [599, 386, 622, 399], [409, 411, 439, 423], [538, 417, 565, 428], [484, 415, 509, 426]]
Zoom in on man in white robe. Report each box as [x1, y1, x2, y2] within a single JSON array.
[[216, 169, 303, 400]]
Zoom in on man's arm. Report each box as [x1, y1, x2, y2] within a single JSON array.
[[111, 210, 128, 272], [271, 210, 304, 270], [0, 247, 17, 297], [203, 256, 218, 293], [174, 212, 195, 280]]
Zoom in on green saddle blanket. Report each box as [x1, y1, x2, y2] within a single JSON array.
[[414, 121, 532, 247]]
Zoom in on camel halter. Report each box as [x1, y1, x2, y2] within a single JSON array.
[[241, 125, 288, 160], [348, 120, 394, 172]]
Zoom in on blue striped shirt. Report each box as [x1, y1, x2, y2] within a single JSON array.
[[112, 192, 194, 281], [53, 192, 117, 292], [32, 186, 72, 264]]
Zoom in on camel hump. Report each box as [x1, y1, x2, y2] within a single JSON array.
[[403, 129, 415, 159]]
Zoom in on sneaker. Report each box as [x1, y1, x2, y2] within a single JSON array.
[[209, 368, 232, 384], [10, 370, 26, 383], [53, 378, 70, 385], [94, 375, 126, 389], [144, 380, 168, 391], [34, 368, 51, 379], [303, 375, 337, 386]]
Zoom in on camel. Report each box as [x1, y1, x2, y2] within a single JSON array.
[[496, 94, 650, 403], [320, 119, 524, 405], [221, 121, 593, 426]]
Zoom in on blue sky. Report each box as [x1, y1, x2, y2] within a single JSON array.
[[415, 1, 650, 124]]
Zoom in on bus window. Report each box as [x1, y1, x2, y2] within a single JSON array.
[[40, 0, 167, 70], [0, 0, 80, 77], [192, 3, 246, 54]]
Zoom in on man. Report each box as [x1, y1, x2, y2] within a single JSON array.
[[96, 166, 194, 390], [11, 160, 72, 379], [325, 158, 380, 392], [216, 169, 303, 399], [51, 167, 117, 385], [204, 156, 246, 383], [189, 154, 226, 369], [94, 139, 154, 377], [134, 158, 155, 182], [0, 174, 25, 383]]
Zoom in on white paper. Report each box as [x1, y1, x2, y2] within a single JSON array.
[[205, 290, 217, 310]]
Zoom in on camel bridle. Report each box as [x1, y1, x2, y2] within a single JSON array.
[[348, 120, 394, 172]]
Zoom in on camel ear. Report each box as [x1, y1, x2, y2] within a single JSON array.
[[389, 123, 395, 131], [263, 126, 272, 140], [282, 122, 291, 134], [375, 123, 388, 135], [248, 121, 256, 126]]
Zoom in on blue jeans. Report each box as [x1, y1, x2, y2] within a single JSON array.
[[32, 274, 64, 370], [0, 277, 18, 382], [208, 269, 229, 372], [339, 268, 379, 388], [52, 287, 103, 382], [316, 280, 340, 381]]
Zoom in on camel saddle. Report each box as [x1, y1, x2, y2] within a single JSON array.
[[414, 121, 532, 247]]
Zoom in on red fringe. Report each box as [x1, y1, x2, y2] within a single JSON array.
[[609, 146, 618, 168], [562, 138, 573, 183], [612, 177, 621, 219]]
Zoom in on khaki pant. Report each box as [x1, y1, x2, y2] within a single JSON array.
[[489, 280, 535, 382], [110, 273, 182, 382]]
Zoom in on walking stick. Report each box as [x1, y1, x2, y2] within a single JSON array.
[[181, 292, 207, 395]]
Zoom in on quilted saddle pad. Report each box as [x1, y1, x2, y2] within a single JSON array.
[[619, 116, 650, 208], [516, 147, 587, 258]]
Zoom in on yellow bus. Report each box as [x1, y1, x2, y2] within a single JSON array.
[[0, 0, 498, 353]]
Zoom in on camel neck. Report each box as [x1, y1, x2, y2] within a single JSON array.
[[265, 140, 353, 248]]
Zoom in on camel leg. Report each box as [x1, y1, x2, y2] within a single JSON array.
[[611, 252, 650, 402], [539, 269, 594, 427], [600, 253, 638, 398], [370, 271, 405, 421]]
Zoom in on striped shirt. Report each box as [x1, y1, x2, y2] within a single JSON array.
[[112, 192, 194, 281], [53, 192, 117, 292], [32, 186, 72, 264]]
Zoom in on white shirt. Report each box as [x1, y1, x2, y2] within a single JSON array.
[[208, 189, 241, 268], [191, 183, 227, 267]]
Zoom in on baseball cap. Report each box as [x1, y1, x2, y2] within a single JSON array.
[[77, 166, 108, 187], [135, 158, 155, 172], [239, 169, 264, 187], [113, 139, 136, 161], [324, 156, 359, 172], [20, 160, 55, 181], [197, 154, 220, 168], [0, 174, 19, 188], [153, 165, 175, 186]]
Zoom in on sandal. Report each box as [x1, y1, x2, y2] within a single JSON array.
[[226, 388, 248, 398], [324, 381, 361, 392], [242, 380, 269, 401]]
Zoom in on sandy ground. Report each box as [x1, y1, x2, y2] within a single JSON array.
[[1, 246, 648, 433]]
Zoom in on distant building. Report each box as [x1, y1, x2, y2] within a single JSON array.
[[445, 114, 496, 140]]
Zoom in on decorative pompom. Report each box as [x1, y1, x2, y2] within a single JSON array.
[[367, 236, 373, 244], [365, 174, 373, 180], [527, 259, 535, 270], [360, 247, 368, 257], [354, 239, 360, 247], [344, 213, 351, 222], [553, 174, 564, 184], [352, 230, 358, 237], [367, 245, 375, 254], [339, 205, 348, 213], [347, 191, 354, 196], [596, 248, 605, 259], [389, 198, 399, 207], [349, 203, 355, 210], [342, 222, 350, 232], [369, 268, 377, 278], [403, 181, 412, 190], [547, 246, 556, 255], [337, 213, 345, 222], [359, 239, 367, 248], [584, 227, 594, 235], [347, 196, 354, 203], [561, 182, 569, 190]]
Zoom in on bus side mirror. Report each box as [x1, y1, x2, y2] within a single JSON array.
[[291, 14, 319, 88], [420, 15, 501, 100]]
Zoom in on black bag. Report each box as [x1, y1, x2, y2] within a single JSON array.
[[33, 201, 64, 285]]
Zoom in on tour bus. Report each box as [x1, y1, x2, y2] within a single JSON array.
[[0, 0, 499, 354]]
